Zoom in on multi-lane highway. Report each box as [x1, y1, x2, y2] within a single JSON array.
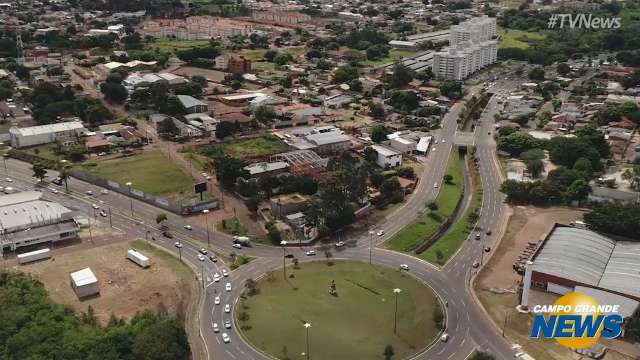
[[2, 82, 517, 360]]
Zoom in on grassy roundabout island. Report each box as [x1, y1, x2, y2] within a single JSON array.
[[235, 261, 443, 360]]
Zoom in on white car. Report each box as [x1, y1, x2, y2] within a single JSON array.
[[222, 332, 231, 343], [432, 147, 436, 152], [232, 243, 242, 249], [224, 304, 230, 313], [174, 241, 183, 248], [213, 323, 219, 333], [184, 225, 192, 230], [222, 269, 229, 277], [377, 230, 385, 236], [399, 264, 409, 271], [92, 204, 99, 209], [101, 189, 108, 195], [86, 190, 93, 195], [440, 333, 449, 342], [197, 254, 205, 262], [5, 178, 12, 182], [434, 183, 439, 188], [305, 250, 316, 256], [225, 282, 232, 292], [441, 139, 446, 143], [201, 172, 208, 177], [213, 273, 220, 282], [335, 241, 345, 248], [214, 296, 220, 305], [51, 189, 58, 194]]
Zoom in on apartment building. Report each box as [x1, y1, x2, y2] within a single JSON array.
[[251, 10, 310, 25], [139, 16, 255, 40]]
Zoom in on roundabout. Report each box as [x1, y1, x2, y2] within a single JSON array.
[[234, 261, 443, 360]]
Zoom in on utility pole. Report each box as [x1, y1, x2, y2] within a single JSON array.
[[368, 230, 374, 264], [126, 182, 134, 217], [108, 208, 112, 228], [303, 323, 311, 360], [281, 240, 287, 279], [393, 288, 402, 334], [203, 209, 210, 248]]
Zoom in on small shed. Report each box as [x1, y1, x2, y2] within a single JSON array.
[[70, 267, 99, 298]]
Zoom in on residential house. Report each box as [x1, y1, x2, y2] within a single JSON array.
[[177, 95, 209, 114]]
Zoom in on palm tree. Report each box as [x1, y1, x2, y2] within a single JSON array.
[[59, 165, 70, 192]]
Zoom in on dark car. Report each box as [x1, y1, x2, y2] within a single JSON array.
[[285, 254, 294, 258], [162, 231, 173, 239]]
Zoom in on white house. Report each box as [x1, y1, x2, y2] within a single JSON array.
[[371, 144, 402, 168], [9, 121, 87, 148]]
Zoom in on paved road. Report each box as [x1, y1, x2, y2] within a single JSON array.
[[1, 83, 518, 360]]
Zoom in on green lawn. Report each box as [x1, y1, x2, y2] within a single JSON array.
[[498, 28, 545, 49], [237, 261, 441, 360], [79, 151, 194, 197], [223, 136, 288, 159], [145, 39, 210, 54], [420, 158, 481, 265], [386, 150, 464, 253], [365, 49, 418, 66], [21, 144, 62, 161]]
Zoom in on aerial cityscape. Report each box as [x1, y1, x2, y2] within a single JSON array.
[[0, 0, 640, 359]]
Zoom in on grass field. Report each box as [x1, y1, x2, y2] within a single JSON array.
[[223, 136, 288, 158], [365, 49, 418, 66], [80, 151, 194, 197], [420, 156, 481, 265], [498, 29, 545, 49], [216, 217, 248, 236], [237, 261, 442, 360], [20, 144, 62, 161], [386, 150, 464, 253], [131, 239, 193, 281], [145, 39, 210, 54]]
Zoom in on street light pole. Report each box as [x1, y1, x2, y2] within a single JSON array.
[[125, 182, 134, 217], [203, 209, 210, 248], [3, 154, 8, 175], [280, 240, 287, 279], [368, 230, 374, 264], [303, 322, 311, 360], [393, 288, 402, 334]]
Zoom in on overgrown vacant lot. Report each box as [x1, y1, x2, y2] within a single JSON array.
[[237, 261, 441, 360], [80, 151, 194, 197]]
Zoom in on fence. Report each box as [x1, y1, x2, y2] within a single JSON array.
[[69, 169, 218, 215]]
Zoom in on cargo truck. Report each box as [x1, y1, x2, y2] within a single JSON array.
[[232, 236, 251, 246], [17, 248, 51, 264], [127, 249, 150, 268]]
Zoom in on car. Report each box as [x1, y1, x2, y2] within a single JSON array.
[[214, 296, 221, 305], [485, 230, 492, 235], [484, 246, 491, 252], [475, 233, 481, 240], [434, 183, 439, 188], [440, 333, 450, 342], [98, 152, 107, 156], [335, 241, 345, 248], [51, 188, 59, 194], [305, 250, 316, 256], [206, 176, 212, 180], [441, 139, 446, 143], [232, 243, 242, 249], [174, 241, 183, 248], [163, 231, 173, 238], [224, 319, 232, 329], [86, 190, 93, 195], [5, 178, 12, 182], [377, 230, 385, 236], [224, 304, 230, 313], [92, 204, 99, 209], [201, 172, 208, 177], [199, 248, 208, 255], [285, 253, 294, 258], [399, 264, 409, 271], [197, 254, 205, 261], [101, 189, 108, 195], [222, 332, 230, 343], [184, 225, 192, 230], [225, 283, 232, 292], [472, 261, 480, 268], [51, 177, 63, 185], [213, 323, 219, 333], [99, 210, 107, 217], [209, 255, 217, 262], [213, 273, 220, 282], [432, 147, 436, 152], [222, 269, 228, 277]]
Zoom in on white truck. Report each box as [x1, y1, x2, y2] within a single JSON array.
[[233, 236, 251, 246], [17, 248, 51, 264], [127, 249, 150, 268]]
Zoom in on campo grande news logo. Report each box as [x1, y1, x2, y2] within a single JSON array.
[[530, 292, 624, 348]]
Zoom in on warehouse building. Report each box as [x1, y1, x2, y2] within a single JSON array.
[[9, 121, 87, 148], [0, 191, 80, 252], [521, 224, 640, 314], [70, 267, 99, 298]]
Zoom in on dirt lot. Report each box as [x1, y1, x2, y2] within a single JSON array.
[[478, 205, 584, 289], [20, 240, 195, 325], [171, 66, 226, 82]]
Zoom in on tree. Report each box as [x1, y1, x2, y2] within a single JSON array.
[[584, 202, 640, 239], [439, 80, 463, 99], [388, 63, 414, 88], [427, 201, 438, 211], [470, 352, 496, 360], [380, 177, 404, 203], [214, 156, 248, 189], [100, 82, 128, 103], [156, 213, 168, 224], [364, 146, 378, 163], [525, 159, 544, 178], [333, 65, 359, 83], [383, 345, 395, 360], [443, 174, 453, 184], [548, 136, 601, 169], [215, 121, 237, 139], [557, 62, 570, 76], [32, 162, 47, 182], [528, 67, 545, 81], [396, 166, 415, 179], [253, 105, 276, 124], [368, 101, 386, 120], [370, 125, 388, 143], [273, 52, 293, 66], [625, 308, 640, 342], [157, 117, 180, 138]]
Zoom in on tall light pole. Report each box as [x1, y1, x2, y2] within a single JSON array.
[[280, 240, 287, 279], [393, 288, 402, 334], [303, 322, 311, 360], [125, 182, 134, 217], [203, 209, 210, 248], [368, 230, 374, 264], [60, 160, 69, 192], [3, 153, 8, 175], [174, 242, 183, 262]]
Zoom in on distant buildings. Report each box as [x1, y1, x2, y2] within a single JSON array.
[[9, 121, 87, 148], [371, 144, 403, 168], [432, 15, 498, 80], [177, 95, 209, 114], [251, 10, 310, 26], [216, 54, 252, 74], [139, 16, 255, 40]]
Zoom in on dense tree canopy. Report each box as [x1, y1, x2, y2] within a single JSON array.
[[584, 202, 640, 240]]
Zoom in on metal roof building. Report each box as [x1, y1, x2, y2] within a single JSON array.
[[523, 224, 640, 304]]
